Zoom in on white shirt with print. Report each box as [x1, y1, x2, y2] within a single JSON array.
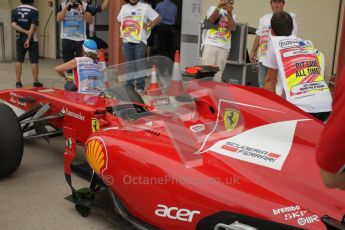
[[202, 6, 237, 51], [263, 35, 332, 113], [256, 13, 298, 63], [117, 2, 159, 45]]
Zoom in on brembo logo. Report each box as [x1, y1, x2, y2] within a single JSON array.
[[155, 204, 200, 223]]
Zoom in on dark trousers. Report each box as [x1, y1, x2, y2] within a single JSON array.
[[156, 24, 176, 61], [62, 39, 83, 63]]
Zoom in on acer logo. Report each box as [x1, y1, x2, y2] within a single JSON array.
[[155, 204, 200, 222]]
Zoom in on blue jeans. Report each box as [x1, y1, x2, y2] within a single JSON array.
[[258, 63, 268, 88], [123, 42, 147, 90]]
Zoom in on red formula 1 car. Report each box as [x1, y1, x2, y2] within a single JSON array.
[[0, 57, 344, 230]]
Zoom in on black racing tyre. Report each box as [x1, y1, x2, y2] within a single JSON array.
[[0, 103, 24, 178], [99, 85, 144, 104]]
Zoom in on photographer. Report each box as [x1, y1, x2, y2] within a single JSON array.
[[201, 0, 236, 82], [57, 0, 93, 67]]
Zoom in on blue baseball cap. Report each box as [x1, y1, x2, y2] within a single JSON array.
[[83, 39, 97, 54]]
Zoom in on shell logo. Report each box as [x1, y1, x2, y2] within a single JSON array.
[[85, 138, 108, 175]]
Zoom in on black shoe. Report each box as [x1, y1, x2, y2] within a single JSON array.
[[16, 81, 23, 88], [33, 81, 43, 87]]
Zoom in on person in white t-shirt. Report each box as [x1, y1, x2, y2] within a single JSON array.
[[263, 11, 332, 122], [250, 0, 298, 88], [117, 0, 160, 94], [201, 0, 236, 82]]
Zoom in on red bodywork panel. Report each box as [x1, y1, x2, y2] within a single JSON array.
[[0, 82, 343, 229]]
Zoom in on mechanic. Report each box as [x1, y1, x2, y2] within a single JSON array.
[[54, 39, 106, 95], [117, 0, 160, 94], [11, 0, 43, 88], [250, 0, 298, 88], [316, 69, 345, 189], [57, 0, 108, 71], [155, 0, 177, 61], [201, 0, 236, 82], [263, 11, 332, 122]]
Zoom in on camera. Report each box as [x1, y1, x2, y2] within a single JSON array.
[[67, 0, 82, 11]]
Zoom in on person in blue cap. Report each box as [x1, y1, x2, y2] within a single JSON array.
[[55, 39, 106, 95]]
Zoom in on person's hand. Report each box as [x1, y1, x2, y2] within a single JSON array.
[[250, 50, 257, 63], [25, 30, 30, 35], [218, 0, 227, 7], [24, 39, 30, 49], [64, 2, 73, 10], [223, 3, 234, 12], [143, 23, 151, 32]]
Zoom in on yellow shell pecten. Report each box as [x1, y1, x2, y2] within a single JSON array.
[[85, 139, 106, 175]]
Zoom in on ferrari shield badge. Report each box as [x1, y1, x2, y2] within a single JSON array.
[[92, 118, 100, 133], [224, 109, 239, 131]]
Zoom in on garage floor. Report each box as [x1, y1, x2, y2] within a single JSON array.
[[0, 59, 133, 230]]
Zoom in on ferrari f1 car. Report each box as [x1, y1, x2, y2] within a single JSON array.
[[0, 57, 344, 230]]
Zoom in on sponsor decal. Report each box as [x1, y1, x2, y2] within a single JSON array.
[[221, 142, 281, 163], [273, 205, 319, 226], [297, 215, 319, 226], [61, 107, 85, 121], [279, 39, 300, 48], [152, 96, 170, 106], [223, 109, 239, 132], [208, 120, 303, 170], [91, 118, 100, 133], [85, 137, 108, 176], [38, 89, 54, 93], [9, 92, 27, 106], [10, 96, 27, 107], [155, 204, 200, 223], [190, 124, 205, 133]]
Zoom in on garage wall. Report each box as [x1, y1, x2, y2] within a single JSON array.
[[202, 0, 344, 78], [4, 0, 57, 60], [35, 0, 57, 59], [0, 0, 13, 61]]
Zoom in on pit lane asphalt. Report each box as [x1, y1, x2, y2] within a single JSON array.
[[0, 59, 134, 230]]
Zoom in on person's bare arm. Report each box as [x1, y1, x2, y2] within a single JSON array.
[[11, 22, 29, 35], [55, 59, 77, 79], [24, 24, 37, 48], [208, 0, 227, 23], [320, 169, 345, 189], [224, 4, 235, 31], [83, 12, 93, 24], [264, 68, 278, 93], [57, 2, 72, 23], [101, 0, 109, 11], [250, 35, 260, 63], [144, 16, 161, 31]]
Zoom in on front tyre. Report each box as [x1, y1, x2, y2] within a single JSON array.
[[0, 103, 24, 178]]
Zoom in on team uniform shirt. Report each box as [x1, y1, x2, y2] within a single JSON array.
[[73, 57, 106, 95], [117, 2, 159, 45], [202, 6, 237, 51], [316, 69, 345, 173], [256, 13, 298, 63], [11, 4, 39, 42], [263, 35, 332, 113]]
